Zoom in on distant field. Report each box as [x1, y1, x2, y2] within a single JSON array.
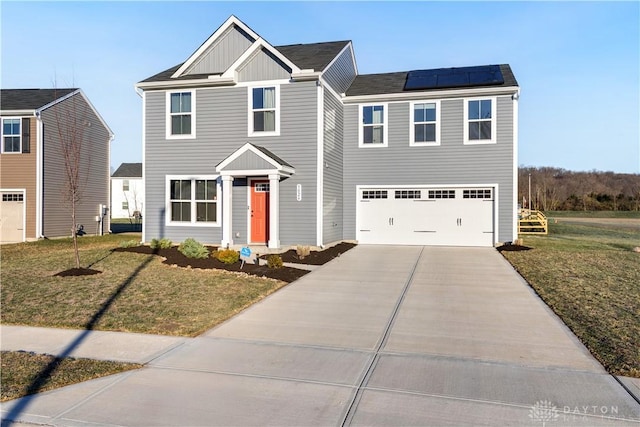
[[546, 210, 640, 219], [502, 217, 640, 377]]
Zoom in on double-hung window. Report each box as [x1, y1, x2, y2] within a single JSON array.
[[410, 101, 440, 146], [465, 98, 496, 144], [250, 86, 279, 136], [167, 176, 220, 226], [166, 91, 195, 139], [2, 118, 21, 153], [360, 104, 387, 147]]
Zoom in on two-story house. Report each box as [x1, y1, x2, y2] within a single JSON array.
[[0, 89, 113, 243], [136, 16, 519, 249], [111, 162, 144, 220]]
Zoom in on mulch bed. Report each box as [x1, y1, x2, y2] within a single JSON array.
[[54, 268, 102, 277], [261, 242, 357, 265], [496, 244, 533, 252], [114, 246, 309, 283]]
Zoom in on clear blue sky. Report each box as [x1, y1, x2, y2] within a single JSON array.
[[2, 1, 639, 174]]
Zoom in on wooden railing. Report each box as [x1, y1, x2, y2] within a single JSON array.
[[518, 209, 548, 234]]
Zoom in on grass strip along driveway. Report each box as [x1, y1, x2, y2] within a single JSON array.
[[501, 216, 640, 378]]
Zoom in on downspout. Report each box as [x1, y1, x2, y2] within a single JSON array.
[[135, 85, 146, 243]]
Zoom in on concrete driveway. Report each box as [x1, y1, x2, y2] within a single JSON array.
[[3, 246, 640, 426]]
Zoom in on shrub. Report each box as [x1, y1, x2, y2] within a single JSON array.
[[178, 238, 209, 259], [215, 249, 240, 264], [296, 245, 311, 259], [150, 238, 172, 250], [267, 254, 283, 269], [119, 239, 140, 248]]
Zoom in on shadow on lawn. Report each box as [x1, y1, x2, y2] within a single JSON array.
[[1, 255, 154, 427]]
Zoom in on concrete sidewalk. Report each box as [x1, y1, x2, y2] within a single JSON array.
[[2, 246, 640, 426]]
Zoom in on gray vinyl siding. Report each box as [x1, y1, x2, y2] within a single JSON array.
[[185, 25, 254, 76], [342, 95, 515, 243], [223, 150, 274, 171], [322, 44, 356, 94], [143, 81, 318, 246], [322, 89, 344, 244], [41, 93, 111, 238], [237, 48, 291, 82]]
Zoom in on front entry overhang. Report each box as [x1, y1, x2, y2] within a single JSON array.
[[215, 143, 295, 249]]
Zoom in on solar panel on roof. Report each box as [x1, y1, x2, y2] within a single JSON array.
[[404, 65, 504, 91]]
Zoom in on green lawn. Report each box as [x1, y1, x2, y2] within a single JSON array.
[[545, 210, 640, 219], [1, 234, 287, 336], [1, 351, 141, 402], [502, 218, 640, 377]]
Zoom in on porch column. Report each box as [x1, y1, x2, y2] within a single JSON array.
[[221, 175, 234, 248], [268, 173, 280, 249]]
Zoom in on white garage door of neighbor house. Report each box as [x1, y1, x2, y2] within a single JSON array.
[[0, 193, 25, 244], [357, 187, 494, 247]]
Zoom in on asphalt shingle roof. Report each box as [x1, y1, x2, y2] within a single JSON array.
[[112, 163, 143, 178], [345, 64, 518, 97], [139, 41, 350, 84], [0, 89, 77, 111]]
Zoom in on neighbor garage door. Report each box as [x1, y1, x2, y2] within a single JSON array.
[[0, 192, 25, 244], [356, 187, 494, 247]]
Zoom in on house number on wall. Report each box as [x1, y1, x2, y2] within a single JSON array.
[[296, 184, 302, 201]]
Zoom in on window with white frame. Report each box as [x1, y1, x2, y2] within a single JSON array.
[[123, 180, 129, 191], [465, 98, 495, 144], [167, 91, 195, 138], [168, 177, 219, 225], [410, 102, 439, 146], [122, 201, 129, 210], [250, 86, 278, 135], [360, 105, 387, 147], [2, 118, 21, 153]]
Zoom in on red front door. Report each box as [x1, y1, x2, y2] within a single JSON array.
[[250, 180, 269, 243]]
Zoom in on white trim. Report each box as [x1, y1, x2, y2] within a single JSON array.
[[216, 142, 294, 175], [136, 77, 236, 91], [221, 175, 234, 247], [0, 110, 36, 116], [321, 42, 353, 73], [512, 90, 520, 242], [409, 100, 441, 147], [316, 83, 324, 246], [463, 96, 497, 145], [0, 116, 23, 153], [219, 168, 293, 178], [141, 91, 147, 242], [247, 85, 280, 137], [172, 15, 261, 78], [165, 175, 221, 227], [165, 90, 196, 140], [222, 38, 301, 80], [36, 116, 43, 238], [234, 79, 290, 88], [268, 173, 280, 249], [0, 188, 27, 242], [358, 103, 388, 148], [344, 85, 519, 104]]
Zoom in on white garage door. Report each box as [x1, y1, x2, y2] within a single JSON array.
[[357, 187, 494, 247], [1, 192, 25, 244]]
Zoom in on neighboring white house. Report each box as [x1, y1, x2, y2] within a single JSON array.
[[111, 163, 143, 220]]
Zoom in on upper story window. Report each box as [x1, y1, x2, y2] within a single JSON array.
[[166, 91, 195, 139], [2, 118, 21, 153], [359, 104, 387, 147], [123, 180, 130, 191], [249, 86, 279, 136], [167, 176, 220, 226], [410, 101, 440, 146], [464, 98, 496, 144]]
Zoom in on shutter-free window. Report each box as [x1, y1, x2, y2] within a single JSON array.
[[22, 118, 30, 153]]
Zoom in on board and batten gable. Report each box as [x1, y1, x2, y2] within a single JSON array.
[[342, 94, 515, 244], [143, 80, 319, 246], [322, 43, 357, 95], [0, 117, 37, 239], [238, 48, 292, 82], [183, 24, 255, 76], [40, 93, 111, 238]]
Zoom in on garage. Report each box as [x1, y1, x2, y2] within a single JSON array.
[[0, 192, 25, 244], [356, 187, 494, 247]]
